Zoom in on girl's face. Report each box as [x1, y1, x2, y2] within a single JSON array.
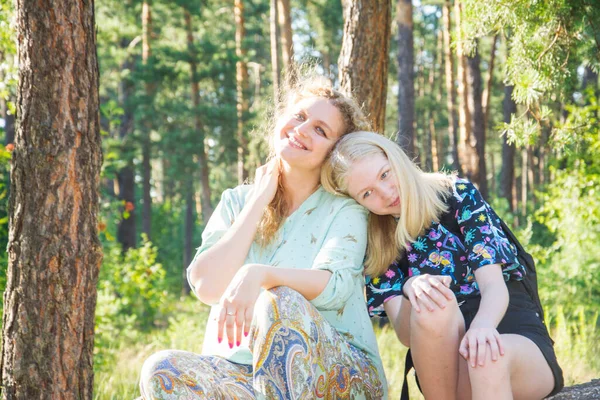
[[346, 152, 401, 217], [273, 97, 345, 171]]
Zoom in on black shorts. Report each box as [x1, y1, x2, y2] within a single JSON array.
[[459, 280, 564, 397]]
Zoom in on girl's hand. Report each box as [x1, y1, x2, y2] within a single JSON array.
[[250, 158, 280, 206], [459, 321, 505, 368], [217, 264, 265, 348], [403, 274, 454, 313]]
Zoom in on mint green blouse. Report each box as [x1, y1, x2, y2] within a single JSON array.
[[188, 185, 386, 394]]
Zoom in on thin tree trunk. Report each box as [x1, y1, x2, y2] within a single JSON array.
[[339, 0, 391, 133], [396, 0, 415, 155], [183, 178, 194, 295], [277, 0, 295, 83], [482, 34, 498, 130], [442, 0, 460, 172], [185, 10, 213, 222], [142, 1, 153, 239], [0, 57, 15, 146], [270, 0, 281, 100], [500, 85, 516, 212], [2, 1, 102, 397], [466, 43, 488, 199], [521, 147, 528, 217], [117, 38, 136, 252], [455, 0, 471, 176], [234, 0, 249, 184]]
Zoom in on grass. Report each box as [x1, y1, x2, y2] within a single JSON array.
[[93, 300, 600, 399]]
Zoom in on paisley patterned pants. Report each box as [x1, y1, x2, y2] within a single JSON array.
[[139, 287, 384, 399]]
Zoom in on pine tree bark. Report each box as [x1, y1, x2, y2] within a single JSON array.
[[141, 1, 153, 239], [442, 0, 460, 172], [1, 1, 102, 397], [500, 84, 517, 212], [466, 43, 488, 199], [339, 0, 391, 133], [270, 0, 281, 101], [277, 0, 295, 83], [185, 9, 213, 221], [117, 38, 137, 252], [482, 35, 498, 130], [396, 0, 415, 156]]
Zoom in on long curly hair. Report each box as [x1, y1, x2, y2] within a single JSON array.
[[255, 75, 371, 247]]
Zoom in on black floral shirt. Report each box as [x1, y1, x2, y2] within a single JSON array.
[[366, 178, 525, 317]]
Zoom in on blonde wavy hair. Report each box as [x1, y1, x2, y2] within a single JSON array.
[[321, 131, 455, 277], [256, 76, 371, 247]]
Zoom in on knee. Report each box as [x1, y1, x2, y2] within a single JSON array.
[[254, 286, 306, 322], [467, 344, 512, 387], [139, 350, 176, 397], [410, 297, 459, 336]]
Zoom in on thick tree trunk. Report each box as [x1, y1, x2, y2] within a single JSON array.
[[442, 0, 460, 172], [270, 0, 281, 101], [396, 0, 415, 156], [500, 84, 517, 212], [141, 1, 153, 239], [116, 38, 136, 252], [1, 1, 102, 398], [466, 43, 488, 199], [235, 0, 249, 184], [277, 0, 295, 83], [185, 10, 213, 221], [339, 0, 391, 133]]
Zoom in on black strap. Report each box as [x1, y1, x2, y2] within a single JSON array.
[[401, 349, 413, 400]]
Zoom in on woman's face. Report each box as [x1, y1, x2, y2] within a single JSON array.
[[346, 152, 401, 218], [274, 97, 345, 171]]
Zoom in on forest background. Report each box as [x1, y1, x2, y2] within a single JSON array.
[[0, 0, 599, 398]]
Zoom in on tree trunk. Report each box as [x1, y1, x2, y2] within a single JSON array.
[[396, 0, 415, 156], [521, 147, 528, 217], [339, 0, 391, 133], [482, 35, 498, 130], [116, 38, 137, 252], [2, 1, 102, 397], [234, 0, 249, 184], [277, 0, 295, 83], [466, 43, 488, 199], [442, 0, 460, 172], [185, 9, 213, 221], [183, 177, 194, 295], [141, 1, 153, 239], [0, 56, 15, 146], [500, 85, 517, 212], [270, 0, 281, 101], [455, 0, 472, 176]]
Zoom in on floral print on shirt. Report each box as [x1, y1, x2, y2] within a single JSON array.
[[366, 178, 525, 317]]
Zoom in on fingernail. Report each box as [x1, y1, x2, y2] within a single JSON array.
[[236, 341, 240, 347], [218, 337, 222, 344], [229, 343, 233, 349], [244, 331, 249, 337]]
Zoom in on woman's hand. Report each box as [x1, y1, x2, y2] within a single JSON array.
[[459, 320, 505, 368], [217, 264, 265, 348], [250, 158, 280, 206], [403, 274, 454, 313]]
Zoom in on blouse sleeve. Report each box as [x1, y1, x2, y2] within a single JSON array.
[[186, 188, 239, 292], [309, 201, 369, 311], [365, 256, 407, 318], [453, 179, 525, 280]]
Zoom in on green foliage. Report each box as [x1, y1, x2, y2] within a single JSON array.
[[95, 237, 172, 371]]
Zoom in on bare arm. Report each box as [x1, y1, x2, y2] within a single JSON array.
[[189, 160, 279, 305]]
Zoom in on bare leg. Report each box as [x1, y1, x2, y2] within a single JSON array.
[[456, 333, 554, 400], [410, 297, 464, 400]]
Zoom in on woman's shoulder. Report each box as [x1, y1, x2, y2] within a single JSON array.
[[317, 187, 368, 215]]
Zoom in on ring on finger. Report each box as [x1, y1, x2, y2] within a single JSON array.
[[226, 311, 235, 316]]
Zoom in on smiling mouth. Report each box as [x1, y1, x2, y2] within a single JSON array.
[[287, 134, 308, 150], [389, 197, 400, 207]]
